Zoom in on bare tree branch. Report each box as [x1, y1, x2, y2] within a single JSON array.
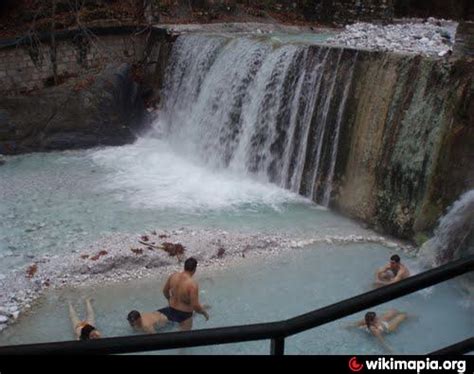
[[51, 0, 58, 85]]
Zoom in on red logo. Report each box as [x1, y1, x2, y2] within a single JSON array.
[[348, 357, 364, 372]]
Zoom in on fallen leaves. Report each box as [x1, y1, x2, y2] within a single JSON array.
[[90, 250, 108, 261], [216, 247, 225, 258], [211, 247, 225, 260], [26, 264, 38, 278], [130, 248, 143, 255], [138, 238, 186, 261], [72, 76, 96, 92], [161, 242, 185, 257]]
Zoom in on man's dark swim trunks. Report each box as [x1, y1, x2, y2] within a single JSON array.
[[158, 307, 193, 323]]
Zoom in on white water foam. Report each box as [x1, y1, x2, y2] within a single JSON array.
[[418, 189, 474, 267], [90, 138, 307, 212]]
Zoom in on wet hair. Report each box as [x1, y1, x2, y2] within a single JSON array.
[[365, 312, 376, 328], [184, 257, 197, 272], [79, 324, 96, 340], [127, 310, 141, 325], [390, 254, 401, 263]]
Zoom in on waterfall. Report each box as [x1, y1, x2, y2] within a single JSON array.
[[418, 190, 474, 267], [156, 34, 358, 205]]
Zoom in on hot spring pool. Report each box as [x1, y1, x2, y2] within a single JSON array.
[[0, 140, 471, 353], [0, 242, 471, 354]]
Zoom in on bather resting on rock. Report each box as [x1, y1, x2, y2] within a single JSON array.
[[68, 298, 102, 340], [347, 309, 408, 353], [127, 257, 209, 333], [374, 254, 410, 287]]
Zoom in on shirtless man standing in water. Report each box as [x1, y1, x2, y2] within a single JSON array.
[[127, 257, 209, 333]]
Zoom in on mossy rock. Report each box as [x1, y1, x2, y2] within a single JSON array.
[[414, 232, 430, 247]]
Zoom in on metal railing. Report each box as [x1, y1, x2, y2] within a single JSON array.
[[0, 255, 472, 355], [430, 337, 474, 355]]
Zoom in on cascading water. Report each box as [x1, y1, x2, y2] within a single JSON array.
[[156, 34, 357, 206], [418, 190, 474, 268]]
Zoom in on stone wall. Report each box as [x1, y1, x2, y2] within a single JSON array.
[[316, 0, 394, 24], [333, 49, 473, 240], [0, 27, 168, 95], [454, 21, 474, 58], [0, 26, 172, 155]]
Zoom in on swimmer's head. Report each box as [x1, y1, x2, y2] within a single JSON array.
[[184, 257, 197, 275], [80, 324, 101, 340], [390, 255, 401, 271], [365, 312, 376, 328], [127, 310, 141, 327]]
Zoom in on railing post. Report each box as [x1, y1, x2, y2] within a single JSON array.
[[270, 337, 285, 355]]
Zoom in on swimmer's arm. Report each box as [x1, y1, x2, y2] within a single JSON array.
[[163, 276, 172, 302], [384, 270, 409, 285], [375, 264, 390, 280], [344, 320, 366, 329], [190, 284, 209, 321], [391, 267, 410, 283]]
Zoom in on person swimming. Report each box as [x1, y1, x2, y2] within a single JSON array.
[[347, 309, 408, 353], [68, 298, 102, 340], [127, 309, 169, 334], [375, 254, 410, 287]]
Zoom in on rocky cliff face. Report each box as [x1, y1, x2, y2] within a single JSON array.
[[454, 21, 474, 58], [334, 51, 473, 240], [0, 64, 150, 154]]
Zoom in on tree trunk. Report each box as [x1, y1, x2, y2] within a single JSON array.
[[50, 0, 58, 86]]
